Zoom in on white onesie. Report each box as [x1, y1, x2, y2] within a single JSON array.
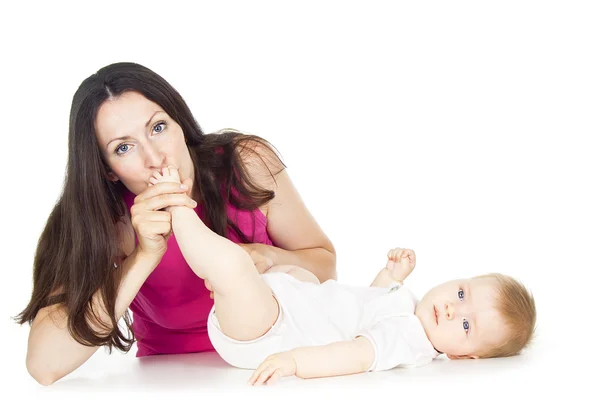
[[207, 271, 440, 371]]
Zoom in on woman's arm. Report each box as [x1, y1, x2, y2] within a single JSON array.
[[26, 247, 157, 386], [241, 143, 337, 282]]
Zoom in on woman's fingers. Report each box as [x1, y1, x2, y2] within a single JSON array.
[[181, 177, 194, 197], [134, 181, 189, 203], [131, 210, 170, 224], [132, 211, 172, 237], [137, 221, 171, 238], [132, 193, 196, 213]]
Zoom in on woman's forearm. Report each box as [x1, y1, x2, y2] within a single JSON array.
[[26, 247, 158, 386], [269, 246, 337, 282]]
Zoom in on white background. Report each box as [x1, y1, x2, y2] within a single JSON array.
[[1, 1, 598, 399]]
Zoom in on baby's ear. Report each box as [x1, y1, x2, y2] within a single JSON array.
[[447, 354, 479, 360]]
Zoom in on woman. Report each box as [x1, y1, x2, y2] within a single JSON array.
[[15, 62, 336, 385]]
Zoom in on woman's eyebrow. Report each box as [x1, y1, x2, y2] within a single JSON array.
[[144, 110, 163, 127]]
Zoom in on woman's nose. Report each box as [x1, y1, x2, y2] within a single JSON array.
[[145, 145, 165, 168]]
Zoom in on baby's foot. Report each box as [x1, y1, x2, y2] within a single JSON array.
[[149, 165, 182, 186], [386, 248, 416, 282]]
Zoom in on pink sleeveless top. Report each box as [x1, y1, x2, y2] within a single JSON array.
[[121, 188, 273, 357]]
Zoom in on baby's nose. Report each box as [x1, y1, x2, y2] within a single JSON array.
[[445, 303, 455, 320]]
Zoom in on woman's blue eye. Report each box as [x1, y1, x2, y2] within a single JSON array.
[[463, 319, 469, 332], [153, 122, 166, 133], [116, 144, 130, 155], [458, 289, 464, 300]]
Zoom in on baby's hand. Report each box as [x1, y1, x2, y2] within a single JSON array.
[[149, 165, 182, 186], [386, 248, 416, 282], [248, 351, 297, 386]]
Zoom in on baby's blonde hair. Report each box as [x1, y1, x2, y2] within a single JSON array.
[[474, 273, 537, 358]]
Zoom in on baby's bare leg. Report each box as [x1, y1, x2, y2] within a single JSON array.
[[171, 206, 279, 341], [154, 167, 278, 342], [265, 264, 320, 284], [171, 207, 279, 342]]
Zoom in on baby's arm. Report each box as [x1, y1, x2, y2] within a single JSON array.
[[370, 248, 416, 288], [292, 337, 374, 379], [248, 337, 374, 385], [369, 268, 400, 288]]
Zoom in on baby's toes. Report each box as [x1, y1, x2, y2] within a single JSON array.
[[152, 170, 163, 181], [149, 177, 158, 185], [168, 165, 181, 182]]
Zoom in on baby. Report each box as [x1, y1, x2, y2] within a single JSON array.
[[150, 166, 537, 385]]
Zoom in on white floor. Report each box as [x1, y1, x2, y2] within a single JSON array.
[[3, 320, 590, 401]]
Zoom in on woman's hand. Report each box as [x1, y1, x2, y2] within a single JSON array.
[[130, 180, 196, 263]]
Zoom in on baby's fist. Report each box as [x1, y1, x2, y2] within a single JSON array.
[[387, 248, 415, 264], [386, 248, 416, 282]]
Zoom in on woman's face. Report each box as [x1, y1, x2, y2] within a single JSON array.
[[95, 91, 194, 195]]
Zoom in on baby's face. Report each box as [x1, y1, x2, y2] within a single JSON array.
[[415, 276, 508, 359]]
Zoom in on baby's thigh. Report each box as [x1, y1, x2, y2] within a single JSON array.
[[265, 264, 320, 284]]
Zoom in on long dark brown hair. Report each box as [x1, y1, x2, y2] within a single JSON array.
[[14, 62, 285, 353]]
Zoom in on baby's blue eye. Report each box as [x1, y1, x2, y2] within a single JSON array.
[[463, 319, 469, 332], [458, 289, 464, 300], [153, 122, 166, 133]]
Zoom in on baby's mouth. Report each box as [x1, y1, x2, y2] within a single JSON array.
[[433, 305, 438, 325]]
